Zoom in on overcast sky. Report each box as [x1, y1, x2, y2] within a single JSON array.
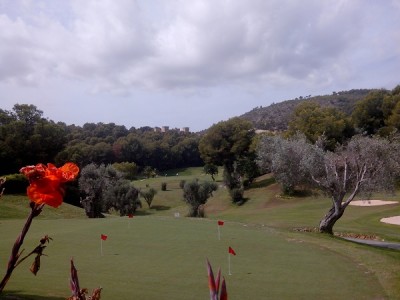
[[1, 0, 399, 131]]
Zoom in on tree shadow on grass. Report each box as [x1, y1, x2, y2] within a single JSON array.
[[133, 210, 152, 216], [289, 189, 314, 198], [150, 205, 170, 211], [134, 205, 171, 216], [250, 177, 276, 189], [0, 290, 65, 300], [234, 198, 249, 206]]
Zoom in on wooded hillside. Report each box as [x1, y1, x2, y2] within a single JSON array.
[[240, 89, 373, 131]]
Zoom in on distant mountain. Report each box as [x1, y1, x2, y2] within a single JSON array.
[[240, 89, 374, 131]]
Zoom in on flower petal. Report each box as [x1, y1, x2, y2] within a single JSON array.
[[21, 162, 79, 207]]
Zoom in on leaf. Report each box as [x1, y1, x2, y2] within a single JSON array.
[[219, 277, 227, 300], [206, 259, 218, 300], [70, 259, 81, 297], [29, 255, 40, 275], [215, 268, 221, 294]]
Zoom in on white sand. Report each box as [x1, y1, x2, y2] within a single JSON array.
[[349, 200, 398, 206], [380, 216, 400, 225], [348, 200, 400, 225]]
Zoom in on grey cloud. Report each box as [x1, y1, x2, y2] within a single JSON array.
[[0, 0, 398, 93]]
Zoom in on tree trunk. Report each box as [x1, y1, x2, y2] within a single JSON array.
[[319, 204, 345, 234], [188, 204, 199, 217]]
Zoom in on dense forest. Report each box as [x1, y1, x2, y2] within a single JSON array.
[[1, 85, 400, 178], [0, 104, 203, 176]]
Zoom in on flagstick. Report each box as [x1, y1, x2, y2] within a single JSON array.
[[101, 239, 103, 256], [217, 225, 221, 240], [228, 254, 231, 275]]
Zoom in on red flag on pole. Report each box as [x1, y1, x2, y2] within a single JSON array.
[[101, 234, 108, 241], [218, 220, 224, 226], [228, 246, 236, 256]]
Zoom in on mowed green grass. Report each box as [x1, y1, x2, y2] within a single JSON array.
[[1, 168, 400, 299], [0, 216, 390, 299]]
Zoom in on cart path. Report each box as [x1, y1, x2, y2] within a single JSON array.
[[344, 237, 400, 250]]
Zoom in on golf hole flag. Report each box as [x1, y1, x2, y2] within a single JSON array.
[[100, 234, 107, 256], [217, 220, 224, 240], [228, 246, 236, 275]]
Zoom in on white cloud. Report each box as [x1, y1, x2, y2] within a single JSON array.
[[0, 0, 399, 131]]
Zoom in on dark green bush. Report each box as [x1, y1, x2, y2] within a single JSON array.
[[161, 182, 167, 191], [3, 174, 28, 194], [229, 188, 244, 204], [183, 180, 218, 217], [140, 188, 157, 208]]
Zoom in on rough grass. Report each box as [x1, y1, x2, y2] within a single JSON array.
[[0, 195, 87, 219], [1, 168, 400, 299]]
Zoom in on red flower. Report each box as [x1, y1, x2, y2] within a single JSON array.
[[20, 163, 79, 208]]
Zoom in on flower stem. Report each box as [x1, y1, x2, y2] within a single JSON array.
[[0, 203, 44, 293]]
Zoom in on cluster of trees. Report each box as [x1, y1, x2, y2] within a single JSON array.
[[257, 134, 400, 234], [0, 105, 67, 175], [0, 104, 203, 176], [286, 86, 400, 150], [254, 85, 400, 233], [199, 117, 258, 204], [241, 89, 372, 131], [3, 86, 400, 233], [56, 124, 203, 171], [79, 163, 141, 218], [78, 162, 218, 219]]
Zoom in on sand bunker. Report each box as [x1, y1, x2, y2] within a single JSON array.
[[350, 200, 398, 206], [347, 200, 400, 225], [380, 216, 400, 225]]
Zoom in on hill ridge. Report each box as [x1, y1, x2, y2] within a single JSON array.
[[239, 89, 374, 131]]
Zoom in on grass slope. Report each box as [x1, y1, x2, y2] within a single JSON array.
[[1, 168, 400, 299]]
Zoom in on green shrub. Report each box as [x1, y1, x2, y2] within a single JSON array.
[[183, 180, 218, 217], [229, 188, 244, 204], [140, 188, 157, 208], [161, 182, 167, 191], [3, 174, 28, 194]]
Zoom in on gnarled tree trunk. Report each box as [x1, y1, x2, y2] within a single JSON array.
[[319, 204, 345, 234]]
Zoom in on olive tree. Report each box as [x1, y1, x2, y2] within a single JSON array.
[[103, 179, 140, 216], [140, 188, 157, 208], [257, 134, 400, 234], [257, 134, 310, 195], [183, 180, 218, 217], [79, 163, 140, 217]]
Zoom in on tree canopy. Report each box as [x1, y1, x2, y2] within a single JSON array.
[[79, 163, 140, 217], [287, 102, 353, 150], [0, 104, 203, 177], [199, 117, 255, 203], [257, 134, 400, 234]]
